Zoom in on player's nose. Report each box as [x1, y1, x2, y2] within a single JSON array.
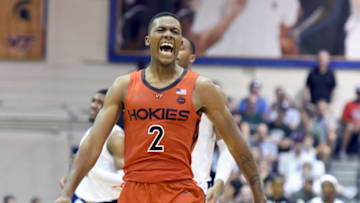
[[162, 30, 173, 39]]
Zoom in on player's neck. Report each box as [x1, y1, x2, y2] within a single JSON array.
[[148, 61, 181, 81]]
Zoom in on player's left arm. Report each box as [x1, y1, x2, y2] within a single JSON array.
[[194, 76, 266, 203]]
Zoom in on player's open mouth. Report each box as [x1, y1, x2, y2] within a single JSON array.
[[159, 42, 174, 56]]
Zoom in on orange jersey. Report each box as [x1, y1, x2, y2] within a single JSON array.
[[123, 69, 201, 183]]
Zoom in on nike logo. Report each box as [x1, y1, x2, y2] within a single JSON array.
[[134, 94, 144, 99]]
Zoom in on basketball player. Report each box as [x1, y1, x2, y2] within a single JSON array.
[[55, 12, 266, 203], [60, 89, 124, 203], [177, 36, 236, 203]]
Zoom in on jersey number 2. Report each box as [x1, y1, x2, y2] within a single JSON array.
[[148, 124, 165, 152]]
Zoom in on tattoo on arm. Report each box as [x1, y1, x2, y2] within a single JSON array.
[[240, 155, 256, 170], [250, 175, 263, 193], [237, 154, 263, 193]]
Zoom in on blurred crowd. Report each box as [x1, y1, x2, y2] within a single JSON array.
[[210, 50, 360, 202], [2, 195, 41, 203]]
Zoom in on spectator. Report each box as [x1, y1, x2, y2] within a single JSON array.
[[339, 86, 360, 159], [311, 100, 336, 165], [269, 86, 288, 121], [305, 50, 337, 107], [267, 174, 295, 203], [268, 102, 293, 152], [291, 176, 316, 202], [238, 79, 269, 120], [302, 136, 326, 181], [285, 161, 314, 195], [30, 197, 41, 203], [3, 195, 16, 203], [269, 87, 301, 131], [252, 124, 278, 163], [310, 174, 343, 203], [278, 136, 316, 181], [288, 107, 330, 169], [239, 95, 264, 135]]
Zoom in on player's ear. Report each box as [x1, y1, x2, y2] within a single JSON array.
[[145, 36, 150, 46], [189, 54, 196, 64]]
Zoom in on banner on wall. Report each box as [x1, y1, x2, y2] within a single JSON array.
[[0, 0, 46, 60], [108, 0, 354, 64]]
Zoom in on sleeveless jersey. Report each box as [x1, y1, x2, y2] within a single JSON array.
[[123, 69, 201, 183]]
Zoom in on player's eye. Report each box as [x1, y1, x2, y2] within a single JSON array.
[[171, 29, 179, 34], [157, 28, 165, 32]]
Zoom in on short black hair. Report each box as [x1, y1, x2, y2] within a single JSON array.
[[97, 88, 108, 95], [148, 12, 180, 34], [4, 195, 16, 203], [269, 173, 285, 183], [30, 197, 40, 203], [183, 36, 196, 54]]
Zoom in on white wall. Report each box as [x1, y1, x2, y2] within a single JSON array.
[[0, 0, 359, 202]]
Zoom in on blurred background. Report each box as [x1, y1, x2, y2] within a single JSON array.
[[1, 0, 360, 202]]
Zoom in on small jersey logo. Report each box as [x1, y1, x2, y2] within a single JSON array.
[[155, 93, 163, 99], [177, 96, 186, 104], [133, 94, 144, 99], [176, 88, 187, 95]]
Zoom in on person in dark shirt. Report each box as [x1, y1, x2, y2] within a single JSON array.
[[240, 95, 264, 135], [267, 174, 294, 203], [268, 102, 293, 152], [291, 177, 316, 202], [294, 0, 350, 55], [305, 50, 336, 106]]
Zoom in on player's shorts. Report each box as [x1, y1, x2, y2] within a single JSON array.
[[118, 179, 205, 203]]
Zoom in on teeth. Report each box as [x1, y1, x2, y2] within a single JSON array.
[[160, 42, 173, 48]]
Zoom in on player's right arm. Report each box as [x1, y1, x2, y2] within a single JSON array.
[[194, 77, 266, 203], [54, 75, 129, 203]]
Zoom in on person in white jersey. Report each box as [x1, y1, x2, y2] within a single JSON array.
[[60, 89, 124, 203], [177, 36, 236, 203], [345, 0, 360, 59], [191, 0, 300, 57]]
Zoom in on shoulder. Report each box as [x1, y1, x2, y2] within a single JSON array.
[[194, 76, 225, 102], [106, 74, 131, 103], [309, 68, 317, 75], [113, 74, 131, 90], [194, 75, 214, 89], [194, 76, 224, 95]]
